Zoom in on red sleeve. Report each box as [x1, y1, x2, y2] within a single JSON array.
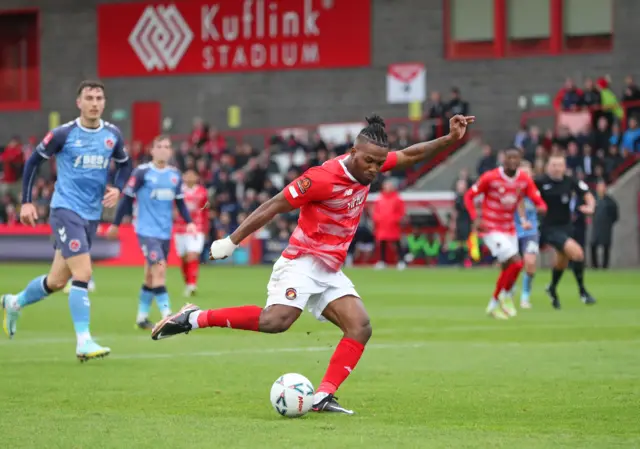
[[463, 189, 478, 221], [199, 187, 209, 209], [525, 176, 547, 211], [464, 173, 489, 220], [283, 167, 334, 209], [381, 151, 399, 172]]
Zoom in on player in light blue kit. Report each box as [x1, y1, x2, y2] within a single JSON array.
[[513, 161, 540, 309], [2, 80, 132, 361], [108, 135, 195, 329]]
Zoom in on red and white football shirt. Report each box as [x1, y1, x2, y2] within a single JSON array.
[[464, 167, 546, 235], [282, 152, 398, 271], [175, 184, 209, 234]]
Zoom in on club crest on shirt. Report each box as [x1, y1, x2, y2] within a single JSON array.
[[285, 288, 297, 300], [170, 174, 179, 185], [296, 178, 312, 194], [69, 239, 81, 252], [104, 137, 115, 150]]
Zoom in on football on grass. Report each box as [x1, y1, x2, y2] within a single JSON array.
[[270, 373, 314, 418]]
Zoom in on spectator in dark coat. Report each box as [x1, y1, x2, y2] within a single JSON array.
[[476, 144, 497, 176], [590, 181, 619, 269], [603, 144, 624, 177], [565, 142, 582, 172], [452, 179, 472, 266], [446, 87, 469, 118], [622, 75, 640, 123], [427, 91, 448, 138], [581, 78, 601, 109], [590, 116, 612, 151]]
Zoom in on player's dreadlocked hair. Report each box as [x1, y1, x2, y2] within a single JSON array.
[[357, 114, 389, 148]]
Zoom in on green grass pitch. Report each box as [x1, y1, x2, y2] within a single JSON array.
[[1, 264, 639, 449]]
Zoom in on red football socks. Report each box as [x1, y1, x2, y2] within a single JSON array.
[[186, 260, 199, 286], [493, 269, 509, 299], [180, 260, 188, 283], [317, 338, 365, 395], [503, 260, 524, 292], [493, 260, 524, 299], [196, 306, 262, 331]]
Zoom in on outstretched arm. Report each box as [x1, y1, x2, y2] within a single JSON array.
[[210, 168, 332, 260], [393, 115, 475, 170], [229, 192, 293, 245]]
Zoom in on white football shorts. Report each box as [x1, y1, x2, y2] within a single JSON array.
[[265, 255, 359, 322], [483, 231, 519, 263], [174, 233, 205, 257]]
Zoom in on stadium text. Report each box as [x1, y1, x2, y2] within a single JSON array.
[[97, 0, 371, 76]]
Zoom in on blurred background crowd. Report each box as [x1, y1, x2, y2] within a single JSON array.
[[1, 74, 639, 266]]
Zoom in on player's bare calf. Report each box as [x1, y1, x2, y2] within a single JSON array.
[[257, 305, 302, 333]]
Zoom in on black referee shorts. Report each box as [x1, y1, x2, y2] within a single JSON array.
[[540, 224, 573, 252]]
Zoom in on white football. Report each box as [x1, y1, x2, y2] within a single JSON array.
[[270, 373, 315, 418]]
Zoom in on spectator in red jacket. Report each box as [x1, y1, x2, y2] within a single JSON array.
[[1, 137, 24, 197], [373, 179, 406, 270]]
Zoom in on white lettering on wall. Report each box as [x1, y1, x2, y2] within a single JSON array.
[[200, 0, 325, 70]]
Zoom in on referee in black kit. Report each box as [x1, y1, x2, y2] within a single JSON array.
[[536, 153, 597, 309]]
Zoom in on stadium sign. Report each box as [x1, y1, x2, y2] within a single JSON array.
[[97, 0, 371, 76]]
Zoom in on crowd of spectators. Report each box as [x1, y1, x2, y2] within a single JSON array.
[[0, 117, 422, 247], [455, 73, 640, 193], [2, 76, 637, 258]]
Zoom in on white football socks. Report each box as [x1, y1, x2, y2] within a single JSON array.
[[189, 310, 202, 329]]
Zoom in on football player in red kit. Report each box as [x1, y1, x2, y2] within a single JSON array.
[[152, 114, 475, 414], [173, 170, 208, 297], [464, 148, 547, 319]]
